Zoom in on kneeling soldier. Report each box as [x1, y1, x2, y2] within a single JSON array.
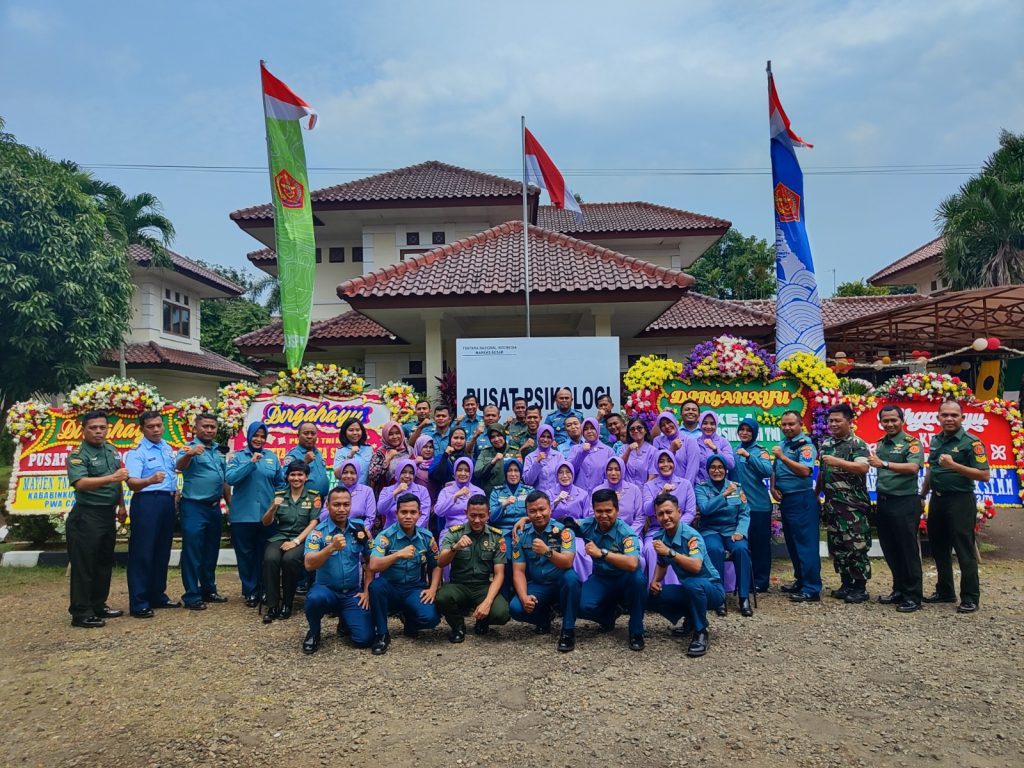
[[435, 495, 511, 642], [301, 486, 374, 654]]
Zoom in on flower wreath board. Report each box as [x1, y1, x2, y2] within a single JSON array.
[[5, 379, 191, 516]]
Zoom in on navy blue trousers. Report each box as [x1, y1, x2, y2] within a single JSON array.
[[648, 579, 725, 633], [509, 569, 581, 631], [179, 498, 222, 605], [747, 505, 773, 591], [368, 578, 441, 637], [780, 489, 822, 596], [230, 521, 267, 600], [127, 491, 176, 613], [305, 584, 374, 646], [703, 533, 752, 599], [579, 568, 647, 636]]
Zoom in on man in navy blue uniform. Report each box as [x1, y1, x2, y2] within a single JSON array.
[[648, 493, 725, 657], [574, 489, 646, 650], [367, 494, 441, 655], [508, 491, 581, 652], [125, 410, 181, 617], [301, 486, 374, 654]]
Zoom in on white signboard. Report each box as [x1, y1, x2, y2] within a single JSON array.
[[456, 337, 620, 415]]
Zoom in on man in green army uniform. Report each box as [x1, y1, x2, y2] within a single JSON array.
[[434, 494, 511, 642], [65, 410, 128, 628], [817, 403, 872, 604], [921, 399, 990, 613], [868, 405, 925, 612]]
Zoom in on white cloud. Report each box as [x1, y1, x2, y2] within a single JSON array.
[[6, 6, 56, 34]]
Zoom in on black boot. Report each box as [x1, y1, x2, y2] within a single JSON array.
[[557, 629, 576, 652], [371, 634, 391, 655], [687, 629, 709, 657], [302, 630, 320, 655], [739, 597, 754, 617], [263, 606, 279, 625]]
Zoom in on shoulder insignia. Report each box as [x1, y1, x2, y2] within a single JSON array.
[[560, 528, 572, 542], [687, 536, 698, 549], [499, 539, 507, 554], [760, 450, 770, 459], [274, 489, 286, 496], [430, 537, 439, 554], [801, 447, 813, 459], [312, 496, 322, 508], [378, 534, 390, 547], [739, 491, 747, 504], [449, 524, 464, 533], [623, 537, 636, 553], [909, 444, 921, 454], [69, 458, 83, 465], [488, 526, 502, 535], [972, 442, 985, 456]]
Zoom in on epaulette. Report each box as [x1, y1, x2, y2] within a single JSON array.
[[274, 489, 287, 496], [488, 526, 502, 535], [449, 524, 464, 533]]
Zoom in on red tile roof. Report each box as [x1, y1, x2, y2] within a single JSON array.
[[247, 247, 276, 265], [234, 311, 403, 353], [230, 161, 532, 221], [868, 236, 944, 284], [99, 342, 259, 379], [537, 202, 730, 235], [337, 221, 694, 305], [128, 244, 243, 296], [644, 292, 776, 333], [644, 293, 928, 334]]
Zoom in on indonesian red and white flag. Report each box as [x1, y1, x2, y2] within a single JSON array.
[[261, 62, 317, 129], [524, 128, 583, 224]]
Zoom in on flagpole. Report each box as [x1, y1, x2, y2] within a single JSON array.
[[521, 115, 532, 338]]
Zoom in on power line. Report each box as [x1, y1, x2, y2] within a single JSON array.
[[80, 161, 979, 178]]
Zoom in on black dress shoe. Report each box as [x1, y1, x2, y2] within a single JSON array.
[[557, 630, 576, 653], [534, 624, 551, 635], [473, 619, 490, 636], [629, 634, 645, 652], [878, 591, 902, 605], [71, 616, 106, 628], [829, 585, 852, 600], [739, 598, 754, 617], [97, 607, 123, 618], [714, 604, 727, 617], [779, 581, 802, 594], [686, 629, 709, 657], [448, 628, 466, 644], [185, 601, 207, 611], [896, 600, 921, 613], [245, 596, 259, 608], [754, 585, 770, 594], [844, 588, 870, 604], [130, 609, 155, 619], [279, 603, 293, 620], [671, 620, 693, 637], [203, 593, 228, 604], [957, 601, 979, 613], [789, 591, 820, 603], [154, 600, 182, 609], [302, 630, 321, 655], [371, 634, 391, 655], [295, 582, 309, 596], [922, 592, 956, 604], [263, 608, 279, 625]]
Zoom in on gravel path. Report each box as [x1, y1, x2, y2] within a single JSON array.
[[1, 557, 1021, 768]]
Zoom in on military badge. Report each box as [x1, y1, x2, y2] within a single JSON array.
[[499, 539, 507, 554], [774, 182, 801, 222], [740, 491, 747, 504], [430, 539, 439, 554], [760, 451, 770, 460], [972, 443, 985, 456], [274, 168, 305, 209], [560, 529, 572, 543], [801, 447, 813, 460], [909, 444, 921, 454]]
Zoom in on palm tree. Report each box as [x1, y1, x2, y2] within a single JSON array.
[[249, 273, 282, 315], [938, 130, 1024, 290]]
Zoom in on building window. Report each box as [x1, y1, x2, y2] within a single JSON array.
[[315, 248, 322, 264], [329, 247, 345, 263], [431, 231, 445, 245], [627, 355, 644, 369], [409, 360, 424, 375], [399, 248, 428, 261], [163, 299, 190, 337], [930, 280, 938, 292], [352, 247, 364, 263], [406, 232, 420, 245]]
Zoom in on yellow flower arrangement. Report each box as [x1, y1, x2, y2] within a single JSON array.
[[779, 352, 840, 391], [623, 355, 683, 392]]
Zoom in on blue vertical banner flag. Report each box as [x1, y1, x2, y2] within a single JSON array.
[[767, 64, 826, 361]]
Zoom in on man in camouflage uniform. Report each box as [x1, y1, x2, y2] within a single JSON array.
[[817, 403, 872, 604]]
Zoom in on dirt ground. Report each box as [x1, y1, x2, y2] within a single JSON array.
[[2, 522, 1022, 768]]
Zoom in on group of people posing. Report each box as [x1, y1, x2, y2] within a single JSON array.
[[63, 389, 990, 660]]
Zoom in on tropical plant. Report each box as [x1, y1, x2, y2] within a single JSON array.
[[689, 228, 776, 300], [938, 129, 1024, 289]]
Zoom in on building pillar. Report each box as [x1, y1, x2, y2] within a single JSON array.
[[424, 312, 443, 403], [593, 309, 613, 337], [361, 231, 375, 275]]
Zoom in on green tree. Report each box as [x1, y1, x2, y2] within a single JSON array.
[[834, 279, 892, 297], [0, 119, 133, 404], [938, 129, 1024, 289], [193, 261, 272, 363], [689, 228, 776, 299]]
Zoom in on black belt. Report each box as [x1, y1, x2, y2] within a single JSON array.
[[932, 490, 974, 498], [183, 496, 222, 505], [137, 490, 176, 497], [876, 493, 918, 501]]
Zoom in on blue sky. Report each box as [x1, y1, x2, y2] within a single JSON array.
[[3, 0, 1022, 293]]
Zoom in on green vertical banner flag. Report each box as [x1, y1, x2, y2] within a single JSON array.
[[261, 61, 318, 369]]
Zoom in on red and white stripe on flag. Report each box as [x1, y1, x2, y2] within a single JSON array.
[[524, 128, 583, 223], [768, 74, 811, 148], [261, 62, 317, 129]]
